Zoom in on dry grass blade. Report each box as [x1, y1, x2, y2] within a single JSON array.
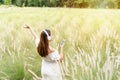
[[28, 69, 41, 80]]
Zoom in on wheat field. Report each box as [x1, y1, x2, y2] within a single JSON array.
[[0, 7, 120, 80]]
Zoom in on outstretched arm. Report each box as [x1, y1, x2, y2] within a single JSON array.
[[24, 24, 39, 40]]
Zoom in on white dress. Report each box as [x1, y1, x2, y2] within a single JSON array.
[[35, 38, 62, 80]]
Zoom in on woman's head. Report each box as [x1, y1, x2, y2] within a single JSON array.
[[37, 29, 51, 57]]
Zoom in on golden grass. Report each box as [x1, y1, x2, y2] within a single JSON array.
[[0, 7, 120, 80]]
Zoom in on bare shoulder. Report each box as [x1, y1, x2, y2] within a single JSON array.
[[49, 46, 57, 54], [50, 47, 56, 52]]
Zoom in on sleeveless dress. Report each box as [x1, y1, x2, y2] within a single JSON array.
[[35, 38, 62, 80]]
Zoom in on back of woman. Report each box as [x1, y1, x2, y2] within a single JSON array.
[[36, 38, 62, 80], [24, 25, 64, 80]]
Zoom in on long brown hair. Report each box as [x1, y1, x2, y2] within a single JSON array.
[[37, 29, 51, 57]]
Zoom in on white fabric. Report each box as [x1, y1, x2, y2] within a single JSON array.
[[35, 38, 62, 80], [50, 50, 60, 61]]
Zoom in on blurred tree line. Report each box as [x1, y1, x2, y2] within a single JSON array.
[[0, 0, 120, 8]]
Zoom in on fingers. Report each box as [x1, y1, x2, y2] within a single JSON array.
[[60, 39, 65, 47], [23, 24, 30, 29], [60, 43, 65, 47], [25, 24, 29, 27]]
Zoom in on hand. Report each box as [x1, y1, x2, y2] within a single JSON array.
[[23, 24, 31, 29], [60, 44, 65, 48], [60, 40, 65, 47]]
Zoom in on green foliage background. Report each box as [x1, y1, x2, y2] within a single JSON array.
[[0, 0, 120, 8]]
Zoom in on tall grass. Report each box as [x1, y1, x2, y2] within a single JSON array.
[[0, 7, 120, 80]]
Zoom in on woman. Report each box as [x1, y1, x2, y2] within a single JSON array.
[[24, 24, 64, 80]]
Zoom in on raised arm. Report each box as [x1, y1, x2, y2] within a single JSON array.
[[60, 46, 64, 61], [24, 24, 39, 40], [59, 41, 65, 61]]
